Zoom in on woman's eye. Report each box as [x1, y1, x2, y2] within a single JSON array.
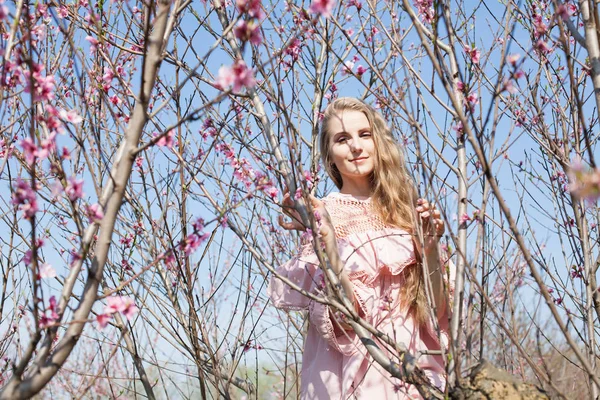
[[337, 137, 348, 143], [360, 132, 372, 138]]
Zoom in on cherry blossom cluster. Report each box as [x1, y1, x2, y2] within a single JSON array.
[[342, 55, 367, 78], [155, 130, 175, 149], [281, 38, 303, 70], [85, 203, 104, 223], [242, 339, 263, 352], [180, 218, 210, 256], [0, 138, 13, 158], [217, 60, 256, 92], [234, 0, 263, 45], [22, 238, 58, 280], [413, 0, 434, 24], [455, 80, 478, 112], [530, 2, 553, 56], [214, 142, 279, 200], [464, 46, 480, 65], [96, 296, 139, 329], [11, 178, 39, 219], [24, 66, 55, 102], [309, 0, 335, 17], [502, 54, 524, 94], [39, 296, 59, 329]]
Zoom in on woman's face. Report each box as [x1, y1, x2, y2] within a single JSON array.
[[327, 110, 376, 192]]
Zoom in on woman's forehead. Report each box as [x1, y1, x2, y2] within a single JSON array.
[[327, 110, 370, 134]]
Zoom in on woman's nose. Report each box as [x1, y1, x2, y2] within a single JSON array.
[[349, 138, 362, 152]]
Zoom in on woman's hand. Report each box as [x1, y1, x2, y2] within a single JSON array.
[[278, 189, 334, 240], [415, 198, 445, 245]]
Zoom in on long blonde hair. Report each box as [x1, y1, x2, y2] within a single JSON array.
[[319, 97, 428, 323]]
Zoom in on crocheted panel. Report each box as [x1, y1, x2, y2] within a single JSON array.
[[323, 193, 391, 240]]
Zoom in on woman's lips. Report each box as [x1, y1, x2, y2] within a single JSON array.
[[350, 157, 368, 163]]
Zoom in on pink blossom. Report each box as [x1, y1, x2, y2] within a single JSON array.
[[104, 296, 138, 321], [40, 296, 59, 329], [192, 217, 205, 232], [0, 3, 8, 20], [309, 0, 335, 17], [356, 65, 367, 76], [36, 3, 48, 17], [40, 133, 56, 158], [502, 79, 517, 94], [264, 185, 279, 199], [536, 39, 551, 54], [234, 20, 262, 45], [65, 177, 84, 201], [236, 0, 264, 19], [120, 233, 133, 248], [20, 137, 42, 165], [59, 109, 83, 124], [86, 203, 104, 223], [24, 70, 55, 102], [217, 60, 256, 92], [464, 46, 480, 64], [58, 5, 69, 18], [465, 92, 479, 108], [284, 38, 302, 62], [11, 178, 38, 219], [414, 0, 434, 24], [61, 147, 71, 160], [0, 138, 13, 158], [533, 16, 547, 36], [348, 0, 361, 10], [51, 180, 64, 198], [23, 250, 32, 266], [156, 130, 174, 148], [506, 53, 520, 66], [342, 60, 354, 75], [39, 263, 56, 279], [69, 249, 82, 267], [459, 213, 471, 226], [513, 69, 525, 79], [164, 251, 176, 269], [180, 232, 209, 256], [557, 3, 577, 19], [109, 95, 121, 106], [96, 313, 112, 329], [452, 122, 464, 136], [85, 36, 99, 54]]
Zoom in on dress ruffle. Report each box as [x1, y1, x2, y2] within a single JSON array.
[[267, 227, 417, 311]]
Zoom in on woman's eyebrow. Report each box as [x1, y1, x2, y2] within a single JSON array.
[[332, 131, 349, 137]]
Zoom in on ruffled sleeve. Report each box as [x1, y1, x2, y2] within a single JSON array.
[[267, 243, 322, 311], [268, 227, 418, 356], [308, 287, 368, 356]]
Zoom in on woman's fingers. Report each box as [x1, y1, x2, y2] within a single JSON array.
[[278, 215, 304, 231], [416, 199, 445, 237]]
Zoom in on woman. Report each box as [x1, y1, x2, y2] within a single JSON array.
[[268, 97, 453, 399]]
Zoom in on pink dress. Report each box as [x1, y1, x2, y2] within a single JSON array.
[[268, 192, 451, 399]]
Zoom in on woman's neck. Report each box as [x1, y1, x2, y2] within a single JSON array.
[[340, 180, 372, 198]]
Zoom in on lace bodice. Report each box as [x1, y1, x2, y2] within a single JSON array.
[[323, 192, 391, 239]]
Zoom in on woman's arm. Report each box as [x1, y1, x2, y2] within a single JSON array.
[[415, 199, 446, 315], [278, 190, 357, 318]]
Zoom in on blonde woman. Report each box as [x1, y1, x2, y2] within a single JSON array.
[[269, 97, 453, 399]]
